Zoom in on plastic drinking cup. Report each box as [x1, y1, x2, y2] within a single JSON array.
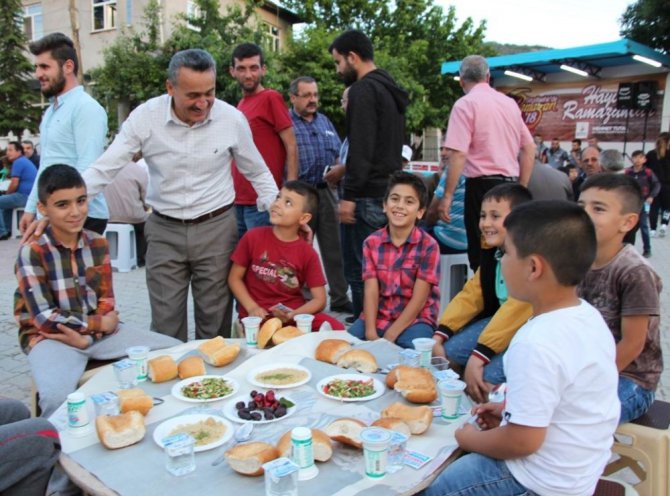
[[294, 314, 314, 334], [438, 379, 466, 420], [241, 316, 262, 347]]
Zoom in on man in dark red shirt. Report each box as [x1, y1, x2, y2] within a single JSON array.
[[230, 43, 298, 238]]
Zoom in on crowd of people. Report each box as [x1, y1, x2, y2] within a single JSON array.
[[1, 28, 666, 496]]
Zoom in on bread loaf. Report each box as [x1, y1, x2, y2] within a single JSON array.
[[276, 429, 333, 462], [385, 365, 437, 403], [371, 417, 411, 437], [178, 356, 206, 379], [224, 442, 279, 476], [257, 318, 282, 349], [315, 339, 352, 364], [272, 326, 303, 345], [324, 418, 366, 448], [381, 402, 432, 435], [336, 349, 378, 373], [117, 388, 153, 416], [198, 337, 240, 367], [148, 355, 178, 383], [96, 411, 146, 449]]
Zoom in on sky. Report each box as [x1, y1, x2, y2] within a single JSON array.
[[435, 0, 635, 49]]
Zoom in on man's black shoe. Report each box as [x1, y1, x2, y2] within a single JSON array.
[[0, 233, 11, 241], [345, 315, 357, 325], [643, 250, 651, 258], [330, 301, 354, 314]]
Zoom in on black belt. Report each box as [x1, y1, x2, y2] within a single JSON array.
[[468, 175, 518, 183], [153, 204, 233, 224]]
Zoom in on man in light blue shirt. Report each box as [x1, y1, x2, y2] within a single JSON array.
[[20, 33, 108, 235]]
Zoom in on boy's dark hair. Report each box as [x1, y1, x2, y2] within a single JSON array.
[[328, 30, 374, 61], [282, 180, 318, 217], [231, 43, 264, 66], [482, 183, 533, 209], [38, 164, 86, 203], [384, 170, 429, 210], [8, 141, 24, 154], [572, 138, 582, 146], [581, 173, 643, 214], [29, 33, 79, 75], [631, 150, 645, 158], [505, 200, 596, 286]]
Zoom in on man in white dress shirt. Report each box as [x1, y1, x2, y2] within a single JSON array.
[[83, 49, 278, 341]]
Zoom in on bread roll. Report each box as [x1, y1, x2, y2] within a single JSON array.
[[385, 365, 437, 404], [177, 356, 206, 379], [272, 326, 303, 345], [117, 388, 153, 416], [198, 337, 240, 367], [148, 355, 178, 383], [276, 429, 333, 462], [381, 402, 432, 435], [225, 442, 279, 476], [371, 417, 411, 437], [257, 318, 283, 349], [324, 418, 366, 448], [315, 339, 352, 364], [198, 336, 227, 357], [336, 349, 378, 373], [96, 411, 146, 449]]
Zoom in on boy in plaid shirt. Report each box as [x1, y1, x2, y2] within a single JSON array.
[[347, 171, 440, 348], [15, 165, 179, 417]]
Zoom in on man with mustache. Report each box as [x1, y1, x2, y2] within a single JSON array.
[[289, 76, 352, 314], [230, 43, 298, 238], [79, 49, 277, 341], [20, 33, 108, 235], [329, 29, 409, 320]]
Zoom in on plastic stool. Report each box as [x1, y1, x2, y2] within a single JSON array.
[[604, 400, 670, 496], [594, 477, 639, 495], [438, 253, 473, 313], [104, 223, 137, 272], [11, 207, 24, 238]]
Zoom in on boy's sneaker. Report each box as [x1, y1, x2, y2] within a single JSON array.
[[643, 250, 652, 258], [660, 226, 667, 237], [650, 230, 657, 237]]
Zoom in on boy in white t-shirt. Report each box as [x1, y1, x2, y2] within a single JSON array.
[[422, 201, 620, 496]]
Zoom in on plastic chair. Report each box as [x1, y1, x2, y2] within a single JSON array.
[[604, 400, 670, 496], [438, 253, 473, 313], [594, 477, 639, 495], [11, 207, 24, 238], [104, 223, 137, 272]]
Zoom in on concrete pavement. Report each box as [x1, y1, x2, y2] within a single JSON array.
[[1, 230, 669, 409]]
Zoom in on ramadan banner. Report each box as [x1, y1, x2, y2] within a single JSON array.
[[498, 74, 665, 142]]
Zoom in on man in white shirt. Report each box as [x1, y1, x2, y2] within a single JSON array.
[[83, 49, 278, 341]]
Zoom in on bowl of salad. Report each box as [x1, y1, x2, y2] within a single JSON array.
[[317, 374, 385, 402], [171, 375, 239, 403]]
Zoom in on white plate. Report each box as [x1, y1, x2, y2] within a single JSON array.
[[223, 394, 298, 424], [171, 375, 239, 403], [317, 374, 385, 402], [153, 414, 233, 452], [246, 363, 312, 389]]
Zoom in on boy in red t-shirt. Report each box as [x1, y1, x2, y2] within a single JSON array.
[[228, 181, 344, 331]]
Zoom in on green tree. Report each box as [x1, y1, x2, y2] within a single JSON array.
[[280, 0, 489, 132], [0, 0, 41, 138], [91, 0, 269, 132], [620, 0, 670, 53]]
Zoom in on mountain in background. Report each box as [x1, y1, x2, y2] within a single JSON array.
[[486, 42, 551, 55]]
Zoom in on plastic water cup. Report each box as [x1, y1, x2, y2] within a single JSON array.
[[113, 359, 138, 389], [387, 431, 409, 470], [242, 316, 262, 347], [399, 348, 421, 367], [412, 338, 436, 368], [163, 433, 196, 476], [126, 346, 150, 382], [263, 457, 299, 496], [294, 314, 314, 334], [438, 379, 466, 420], [360, 427, 392, 478]]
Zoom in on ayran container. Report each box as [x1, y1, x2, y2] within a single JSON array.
[[126, 346, 150, 382], [438, 379, 466, 420], [411, 338, 436, 368], [360, 427, 392, 478], [291, 427, 319, 481]]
